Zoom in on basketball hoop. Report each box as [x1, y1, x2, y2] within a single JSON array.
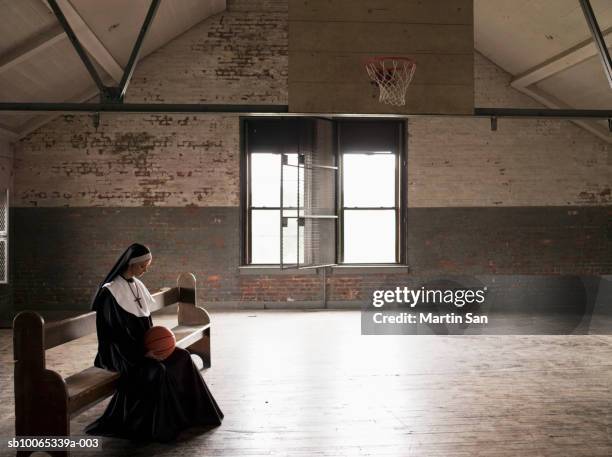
[[365, 56, 416, 106]]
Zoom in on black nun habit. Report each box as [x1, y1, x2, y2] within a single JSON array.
[[85, 243, 223, 442]]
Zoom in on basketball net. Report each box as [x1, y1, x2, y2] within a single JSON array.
[[365, 57, 416, 106]]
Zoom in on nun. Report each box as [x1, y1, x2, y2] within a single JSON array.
[[85, 243, 223, 442]]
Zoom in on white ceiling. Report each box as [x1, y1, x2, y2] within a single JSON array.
[[0, 0, 610, 142], [475, 0, 612, 142], [476, 0, 612, 74], [0, 0, 226, 140]]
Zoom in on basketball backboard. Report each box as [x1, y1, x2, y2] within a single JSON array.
[[288, 0, 475, 115]]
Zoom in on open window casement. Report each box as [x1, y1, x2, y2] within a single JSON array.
[[281, 119, 338, 269]]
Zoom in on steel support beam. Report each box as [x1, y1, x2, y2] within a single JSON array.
[[0, 103, 290, 114], [117, 0, 160, 101], [579, 0, 612, 89], [474, 108, 612, 120], [47, 0, 107, 94], [0, 104, 611, 120], [43, 0, 123, 82]]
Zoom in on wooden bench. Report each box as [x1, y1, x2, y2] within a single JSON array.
[[12, 272, 211, 452]]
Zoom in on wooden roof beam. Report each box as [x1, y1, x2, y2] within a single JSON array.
[[0, 24, 66, 74], [511, 27, 612, 89], [42, 0, 123, 83]]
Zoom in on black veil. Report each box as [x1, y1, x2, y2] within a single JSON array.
[[91, 243, 151, 309]]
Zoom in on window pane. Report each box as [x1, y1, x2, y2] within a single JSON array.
[[281, 214, 304, 265], [343, 154, 395, 207], [251, 210, 280, 264], [282, 159, 304, 209], [251, 154, 280, 207], [343, 210, 396, 263], [285, 153, 299, 166], [251, 210, 305, 264]]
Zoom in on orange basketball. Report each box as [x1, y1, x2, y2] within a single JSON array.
[[144, 326, 176, 360]]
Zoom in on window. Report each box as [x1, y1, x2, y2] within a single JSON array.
[[242, 118, 405, 267], [248, 152, 304, 264], [0, 188, 8, 284], [242, 119, 308, 266], [338, 120, 404, 264]]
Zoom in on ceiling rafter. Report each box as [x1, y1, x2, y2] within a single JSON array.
[[511, 27, 612, 88], [46, 0, 159, 102], [579, 0, 612, 88], [42, 0, 123, 83], [509, 26, 612, 144], [0, 0, 228, 137], [0, 24, 66, 75]]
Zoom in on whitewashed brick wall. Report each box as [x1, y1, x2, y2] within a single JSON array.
[[408, 53, 611, 207], [12, 3, 612, 208]]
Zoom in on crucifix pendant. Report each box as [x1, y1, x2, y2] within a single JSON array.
[[135, 296, 143, 308]]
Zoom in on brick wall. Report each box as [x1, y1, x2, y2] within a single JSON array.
[[126, 0, 287, 105], [0, 142, 11, 187], [409, 53, 611, 207], [7, 0, 612, 314], [15, 114, 240, 207], [14, 61, 611, 209]]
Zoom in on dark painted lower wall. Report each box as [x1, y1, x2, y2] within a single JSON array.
[[0, 209, 13, 324], [4, 206, 612, 317], [0, 284, 10, 323], [407, 207, 612, 275]]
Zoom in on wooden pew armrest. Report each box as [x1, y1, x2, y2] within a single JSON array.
[[176, 272, 211, 326], [178, 303, 210, 326], [172, 323, 211, 349]]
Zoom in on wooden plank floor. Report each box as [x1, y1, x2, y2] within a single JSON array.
[[1, 310, 611, 456]]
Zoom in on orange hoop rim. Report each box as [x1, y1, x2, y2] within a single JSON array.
[[364, 56, 417, 67]]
